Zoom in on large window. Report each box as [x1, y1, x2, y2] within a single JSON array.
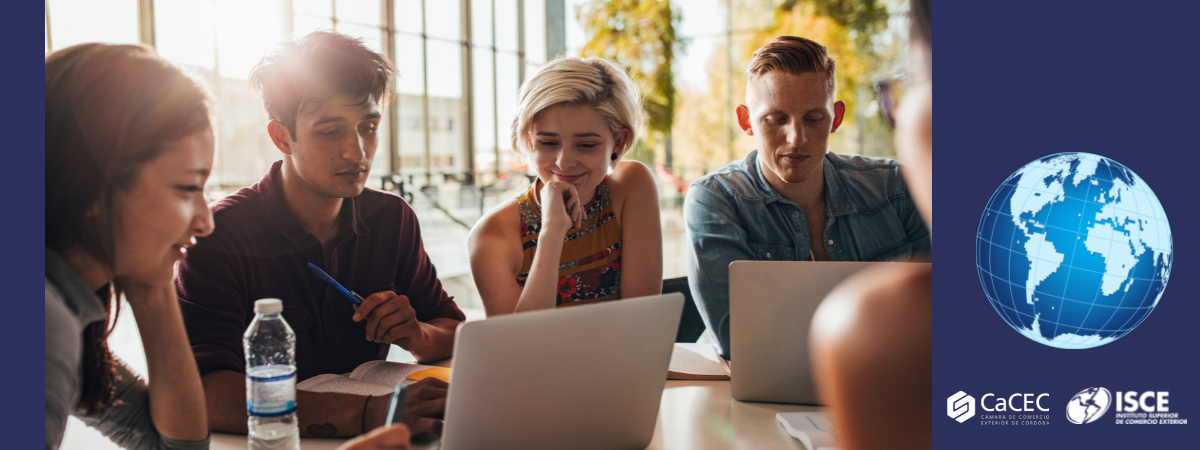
[[47, 0, 139, 50], [46, 0, 547, 194]]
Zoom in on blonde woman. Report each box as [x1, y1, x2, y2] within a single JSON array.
[[469, 57, 663, 315]]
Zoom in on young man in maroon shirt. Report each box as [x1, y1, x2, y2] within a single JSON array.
[[176, 31, 461, 439]]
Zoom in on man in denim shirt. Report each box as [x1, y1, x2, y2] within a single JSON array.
[[685, 36, 931, 358]]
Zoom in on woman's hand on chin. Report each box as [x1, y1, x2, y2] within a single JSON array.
[[117, 277, 180, 311], [539, 180, 583, 236]]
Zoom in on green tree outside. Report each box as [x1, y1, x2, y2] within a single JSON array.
[[575, 0, 682, 168], [574, 0, 908, 185]]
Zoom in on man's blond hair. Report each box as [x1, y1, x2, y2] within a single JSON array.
[[747, 36, 837, 95]]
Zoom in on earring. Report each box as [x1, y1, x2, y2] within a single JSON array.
[[611, 153, 619, 161]]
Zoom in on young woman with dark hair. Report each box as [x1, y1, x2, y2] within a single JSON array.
[[45, 43, 216, 449]]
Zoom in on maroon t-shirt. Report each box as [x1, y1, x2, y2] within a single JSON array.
[[176, 160, 464, 381]]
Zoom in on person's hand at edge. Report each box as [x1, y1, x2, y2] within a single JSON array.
[[399, 378, 447, 439]]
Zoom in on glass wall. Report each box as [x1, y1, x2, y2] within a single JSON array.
[[47, 0, 139, 49], [46, 0, 912, 331], [46, 0, 546, 195]]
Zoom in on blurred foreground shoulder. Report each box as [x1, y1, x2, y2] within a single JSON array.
[[809, 263, 932, 450], [812, 264, 932, 348]]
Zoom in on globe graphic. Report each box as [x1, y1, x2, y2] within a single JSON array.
[[976, 153, 1172, 349], [1066, 387, 1112, 424]]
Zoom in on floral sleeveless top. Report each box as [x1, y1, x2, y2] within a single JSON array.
[[516, 178, 623, 306]]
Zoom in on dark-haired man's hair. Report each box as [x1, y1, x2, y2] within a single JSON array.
[[746, 36, 837, 95], [249, 31, 396, 135]]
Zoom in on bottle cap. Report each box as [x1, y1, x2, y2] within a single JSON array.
[[254, 299, 283, 314]]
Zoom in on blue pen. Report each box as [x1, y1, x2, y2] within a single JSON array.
[[307, 262, 365, 306], [384, 385, 408, 425]]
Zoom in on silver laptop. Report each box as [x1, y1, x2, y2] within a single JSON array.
[[439, 293, 684, 450], [729, 261, 930, 404]]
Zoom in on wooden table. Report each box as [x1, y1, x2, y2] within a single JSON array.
[[68, 308, 815, 450], [210, 379, 821, 450]]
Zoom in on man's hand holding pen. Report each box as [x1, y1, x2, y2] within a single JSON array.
[[353, 291, 427, 350]]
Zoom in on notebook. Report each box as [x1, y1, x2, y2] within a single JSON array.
[[296, 360, 451, 397]]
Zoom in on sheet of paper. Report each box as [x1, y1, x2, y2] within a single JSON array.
[[776, 412, 840, 450], [669, 343, 727, 376]]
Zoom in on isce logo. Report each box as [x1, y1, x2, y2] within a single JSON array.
[[948, 391, 976, 423], [1066, 387, 1112, 424]]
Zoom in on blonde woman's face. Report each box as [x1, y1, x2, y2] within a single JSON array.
[[527, 104, 626, 203]]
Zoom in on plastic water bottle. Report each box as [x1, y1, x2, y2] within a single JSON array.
[[245, 299, 300, 450]]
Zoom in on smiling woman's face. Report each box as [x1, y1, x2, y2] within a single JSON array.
[[527, 104, 626, 203], [112, 129, 216, 285]]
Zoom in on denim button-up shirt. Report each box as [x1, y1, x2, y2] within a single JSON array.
[[685, 150, 931, 358]]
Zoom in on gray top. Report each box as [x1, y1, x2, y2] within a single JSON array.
[[45, 249, 210, 450]]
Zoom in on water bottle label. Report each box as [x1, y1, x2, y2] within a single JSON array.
[[246, 365, 297, 417]]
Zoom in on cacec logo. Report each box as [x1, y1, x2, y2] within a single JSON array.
[[947, 391, 975, 423]]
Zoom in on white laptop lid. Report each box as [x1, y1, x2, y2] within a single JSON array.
[[440, 293, 684, 450], [729, 261, 929, 404]]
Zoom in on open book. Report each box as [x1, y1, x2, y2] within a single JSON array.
[[296, 360, 452, 397], [667, 343, 731, 380]]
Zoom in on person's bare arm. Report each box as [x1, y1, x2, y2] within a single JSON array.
[[202, 371, 447, 438], [468, 200, 560, 316], [611, 161, 663, 299], [509, 181, 581, 313], [124, 282, 210, 441], [405, 317, 459, 363]]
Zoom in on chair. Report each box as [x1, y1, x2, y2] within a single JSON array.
[[662, 277, 706, 343]]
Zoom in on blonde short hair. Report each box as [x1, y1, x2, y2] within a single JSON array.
[[510, 57, 643, 169]]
